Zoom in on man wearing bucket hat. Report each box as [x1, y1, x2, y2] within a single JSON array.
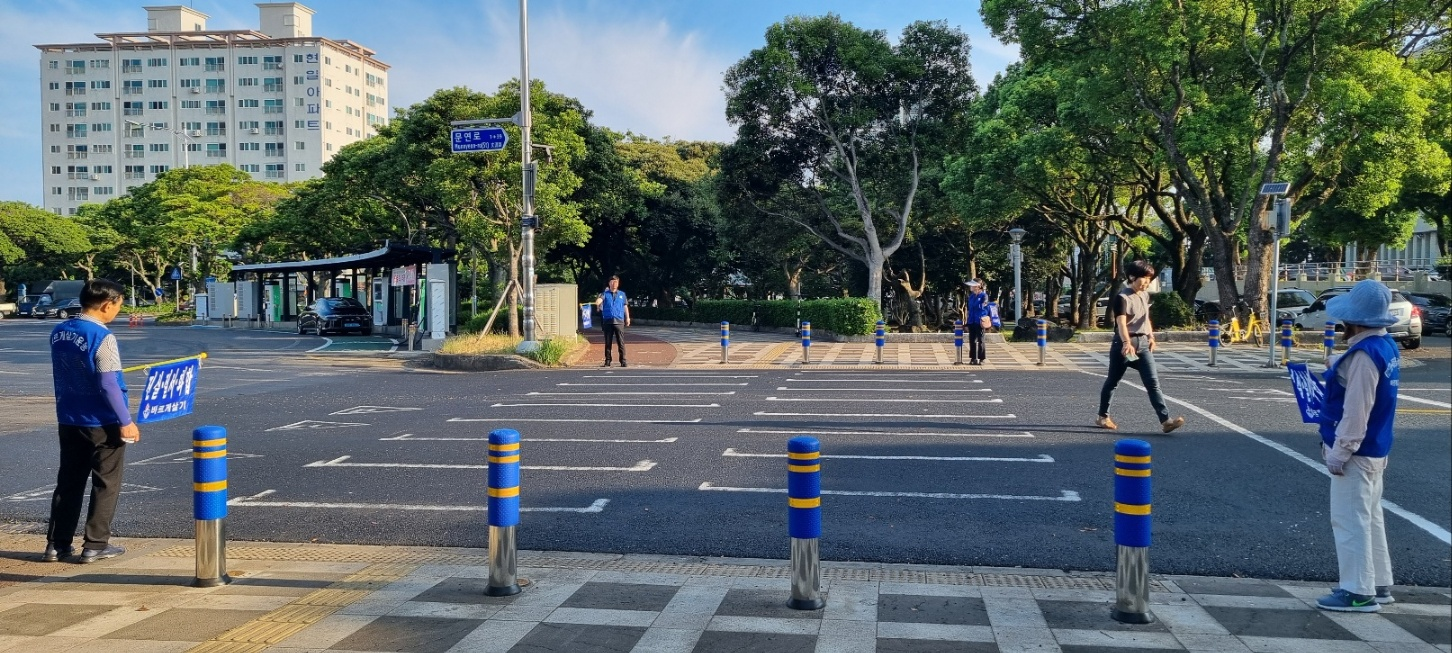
[[1315, 279, 1400, 612]]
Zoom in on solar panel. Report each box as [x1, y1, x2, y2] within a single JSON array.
[[1260, 182, 1290, 195]]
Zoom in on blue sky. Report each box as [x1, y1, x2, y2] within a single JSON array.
[[0, 0, 1018, 206]]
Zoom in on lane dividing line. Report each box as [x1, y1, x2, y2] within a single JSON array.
[[448, 417, 703, 424], [305, 337, 334, 353], [698, 482, 1081, 502], [580, 375, 759, 379], [754, 411, 1016, 419], [785, 379, 981, 384], [557, 383, 747, 387], [527, 391, 737, 396], [736, 428, 1034, 438], [776, 387, 991, 393], [1399, 394, 1452, 408], [1078, 370, 1452, 546], [304, 455, 658, 472], [493, 402, 721, 408], [228, 490, 609, 513], [721, 448, 1053, 463], [766, 397, 1003, 404], [380, 433, 678, 443]]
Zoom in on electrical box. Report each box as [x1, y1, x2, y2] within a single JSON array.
[[533, 284, 578, 339]]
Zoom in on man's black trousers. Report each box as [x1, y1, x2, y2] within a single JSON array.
[[602, 322, 626, 364], [48, 424, 127, 551]]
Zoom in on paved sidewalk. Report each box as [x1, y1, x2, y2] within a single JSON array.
[[1, 532, 1447, 652]]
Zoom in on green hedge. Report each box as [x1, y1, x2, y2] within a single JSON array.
[[460, 307, 522, 334], [632, 299, 882, 336], [1149, 292, 1195, 329]]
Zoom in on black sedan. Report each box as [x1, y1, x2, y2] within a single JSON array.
[[36, 298, 82, 319], [298, 298, 373, 336], [1406, 292, 1450, 336]]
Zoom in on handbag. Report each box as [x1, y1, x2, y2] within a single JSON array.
[[979, 315, 992, 329]]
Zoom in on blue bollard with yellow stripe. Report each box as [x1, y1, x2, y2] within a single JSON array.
[[787, 436, 824, 610], [486, 428, 522, 596], [954, 320, 965, 365], [1280, 319, 1294, 365], [1323, 321, 1336, 365], [801, 321, 812, 364], [1207, 320, 1220, 367], [1036, 319, 1048, 366], [874, 321, 886, 364], [192, 425, 230, 587], [721, 321, 730, 364], [1112, 439, 1155, 624]]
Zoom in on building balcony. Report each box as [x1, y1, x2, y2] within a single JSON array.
[[123, 108, 143, 116], [206, 151, 227, 158], [263, 84, 284, 93]]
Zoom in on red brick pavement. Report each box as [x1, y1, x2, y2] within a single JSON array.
[[578, 329, 677, 367]]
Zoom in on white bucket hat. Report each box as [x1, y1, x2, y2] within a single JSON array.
[[966, 280, 981, 287], [1325, 280, 1398, 328]]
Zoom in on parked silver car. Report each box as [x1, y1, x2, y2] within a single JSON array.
[[1293, 285, 1422, 349]]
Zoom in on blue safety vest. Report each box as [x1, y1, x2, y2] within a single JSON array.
[[601, 290, 627, 322], [967, 292, 988, 322], [51, 317, 128, 427], [1318, 334, 1397, 458]]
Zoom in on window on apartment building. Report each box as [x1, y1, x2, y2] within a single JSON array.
[[124, 165, 145, 179], [90, 101, 111, 111], [295, 141, 305, 150], [206, 143, 226, 157], [238, 77, 259, 87], [66, 124, 87, 138], [91, 122, 112, 133], [295, 98, 305, 107], [94, 186, 114, 196], [179, 57, 200, 66], [186, 143, 201, 152], [264, 77, 284, 92], [265, 164, 285, 179], [326, 143, 333, 152], [324, 78, 331, 87], [49, 82, 60, 91], [205, 100, 226, 114], [53, 187, 62, 194], [265, 99, 285, 114], [205, 57, 225, 71], [50, 124, 60, 133], [148, 79, 168, 88], [238, 55, 259, 65], [150, 165, 169, 174], [205, 79, 225, 93], [48, 61, 59, 69], [238, 120, 260, 130], [64, 102, 85, 117], [294, 163, 305, 172], [89, 80, 110, 90], [325, 56, 331, 65], [93, 144, 112, 153], [51, 166, 61, 175], [68, 187, 88, 201], [49, 102, 60, 112], [94, 165, 113, 174], [90, 59, 110, 69], [324, 100, 332, 108], [264, 55, 282, 70], [51, 146, 62, 153], [149, 101, 169, 110], [64, 82, 85, 96], [293, 75, 304, 85], [67, 166, 89, 179], [65, 60, 85, 74], [180, 78, 200, 88], [325, 121, 331, 130], [122, 59, 142, 73], [294, 120, 306, 128], [123, 80, 143, 95], [125, 123, 144, 138], [293, 54, 304, 63], [65, 145, 89, 158], [264, 142, 285, 156], [147, 58, 168, 67], [239, 142, 260, 151], [149, 143, 169, 152], [206, 122, 226, 136], [239, 99, 260, 108], [240, 164, 260, 173], [265, 121, 284, 134]]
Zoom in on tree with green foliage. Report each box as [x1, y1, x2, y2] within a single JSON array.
[[723, 15, 978, 305], [0, 201, 92, 297]]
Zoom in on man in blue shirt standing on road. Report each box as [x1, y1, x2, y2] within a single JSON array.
[[44, 278, 138, 564], [595, 275, 630, 367], [1316, 280, 1400, 612]]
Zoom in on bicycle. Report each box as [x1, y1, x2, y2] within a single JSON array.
[[1220, 302, 1265, 346]]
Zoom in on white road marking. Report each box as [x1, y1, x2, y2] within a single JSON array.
[[557, 383, 747, 387], [228, 490, 609, 513], [493, 402, 720, 408], [736, 428, 1034, 438], [448, 417, 703, 424], [786, 378, 979, 383], [304, 455, 658, 472], [330, 406, 422, 415], [1229, 397, 1300, 403], [1080, 370, 1452, 546], [766, 397, 1002, 404], [1207, 388, 1292, 395], [306, 337, 334, 353], [527, 391, 737, 396], [776, 387, 991, 393], [380, 433, 678, 443], [754, 411, 1016, 419], [205, 365, 274, 372], [581, 375, 759, 379], [697, 482, 1081, 502], [130, 449, 263, 465], [721, 448, 1053, 463], [4, 484, 162, 502], [1399, 395, 1452, 408], [265, 420, 370, 431], [0, 370, 29, 375]]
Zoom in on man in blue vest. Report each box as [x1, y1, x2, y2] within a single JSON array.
[[44, 279, 138, 564], [594, 275, 630, 367], [965, 279, 989, 365], [1316, 280, 1399, 612]]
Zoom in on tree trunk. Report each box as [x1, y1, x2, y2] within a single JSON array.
[[507, 241, 521, 338]]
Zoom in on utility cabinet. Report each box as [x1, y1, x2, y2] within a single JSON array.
[[534, 284, 578, 339]]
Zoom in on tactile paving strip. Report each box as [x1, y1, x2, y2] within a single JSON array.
[[153, 545, 1168, 591]]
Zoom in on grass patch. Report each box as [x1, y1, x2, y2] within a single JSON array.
[[523, 336, 579, 366], [439, 333, 524, 355], [153, 311, 194, 324]]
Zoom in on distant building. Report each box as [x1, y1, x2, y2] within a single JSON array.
[[36, 3, 389, 215]]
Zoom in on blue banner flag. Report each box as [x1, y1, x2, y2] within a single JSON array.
[[987, 302, 1002, 329], [580, 303, 592, 330], [137, 358, 200, 424], [1286, 362, 1324, 424]]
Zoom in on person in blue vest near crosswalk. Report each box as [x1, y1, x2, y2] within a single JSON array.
[[44, 278, 138, 564], [1316, 280, 1400, 612], [594, 275, 631, 367], [965, 279, 989, 365]]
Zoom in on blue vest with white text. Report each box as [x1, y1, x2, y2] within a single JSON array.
[[1318, 334, 1397, 457], [51, 318, 128, 427]]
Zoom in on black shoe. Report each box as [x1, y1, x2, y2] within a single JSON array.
[[79, 544, 125, 564], [42, 544, 74, 562], [620, 362, 628, 368], [602, 361, 612, 367]]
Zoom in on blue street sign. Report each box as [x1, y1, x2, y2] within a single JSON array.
[[451, 127, 508, 153], [155, 288, 165, 297], [170, 267, 182, 280]]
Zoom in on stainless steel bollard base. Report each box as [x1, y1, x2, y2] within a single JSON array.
[[1111, 545, 1155, 624], [1037, 347, 1046, 366], [1209, 348, 1217, 367], [193, 519, 231, 588], [787, 537, 824, 610], [485, 525, 521, 597], [721, 346, 728, 364]]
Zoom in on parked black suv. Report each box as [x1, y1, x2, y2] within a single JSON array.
[[1405, 292, 1450, 336]]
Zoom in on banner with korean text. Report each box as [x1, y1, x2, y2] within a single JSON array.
[[1286, 362, 1324, 424], [137, 357, 200, 424]]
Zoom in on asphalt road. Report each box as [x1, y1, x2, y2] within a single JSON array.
[[1, 319, 1448, 587]]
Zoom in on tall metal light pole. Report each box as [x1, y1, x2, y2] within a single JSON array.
[[1009, 228, 1026, 324], [517, 0, 538, 349]]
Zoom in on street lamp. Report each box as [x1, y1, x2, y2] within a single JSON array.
[[1008, 228, 1026, 324], [127, 120, 195, 169]]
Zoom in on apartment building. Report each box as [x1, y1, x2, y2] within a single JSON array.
[[36, 3, 390, 215]]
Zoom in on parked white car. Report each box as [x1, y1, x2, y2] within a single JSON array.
[[1293, 286, 1422, 349]]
